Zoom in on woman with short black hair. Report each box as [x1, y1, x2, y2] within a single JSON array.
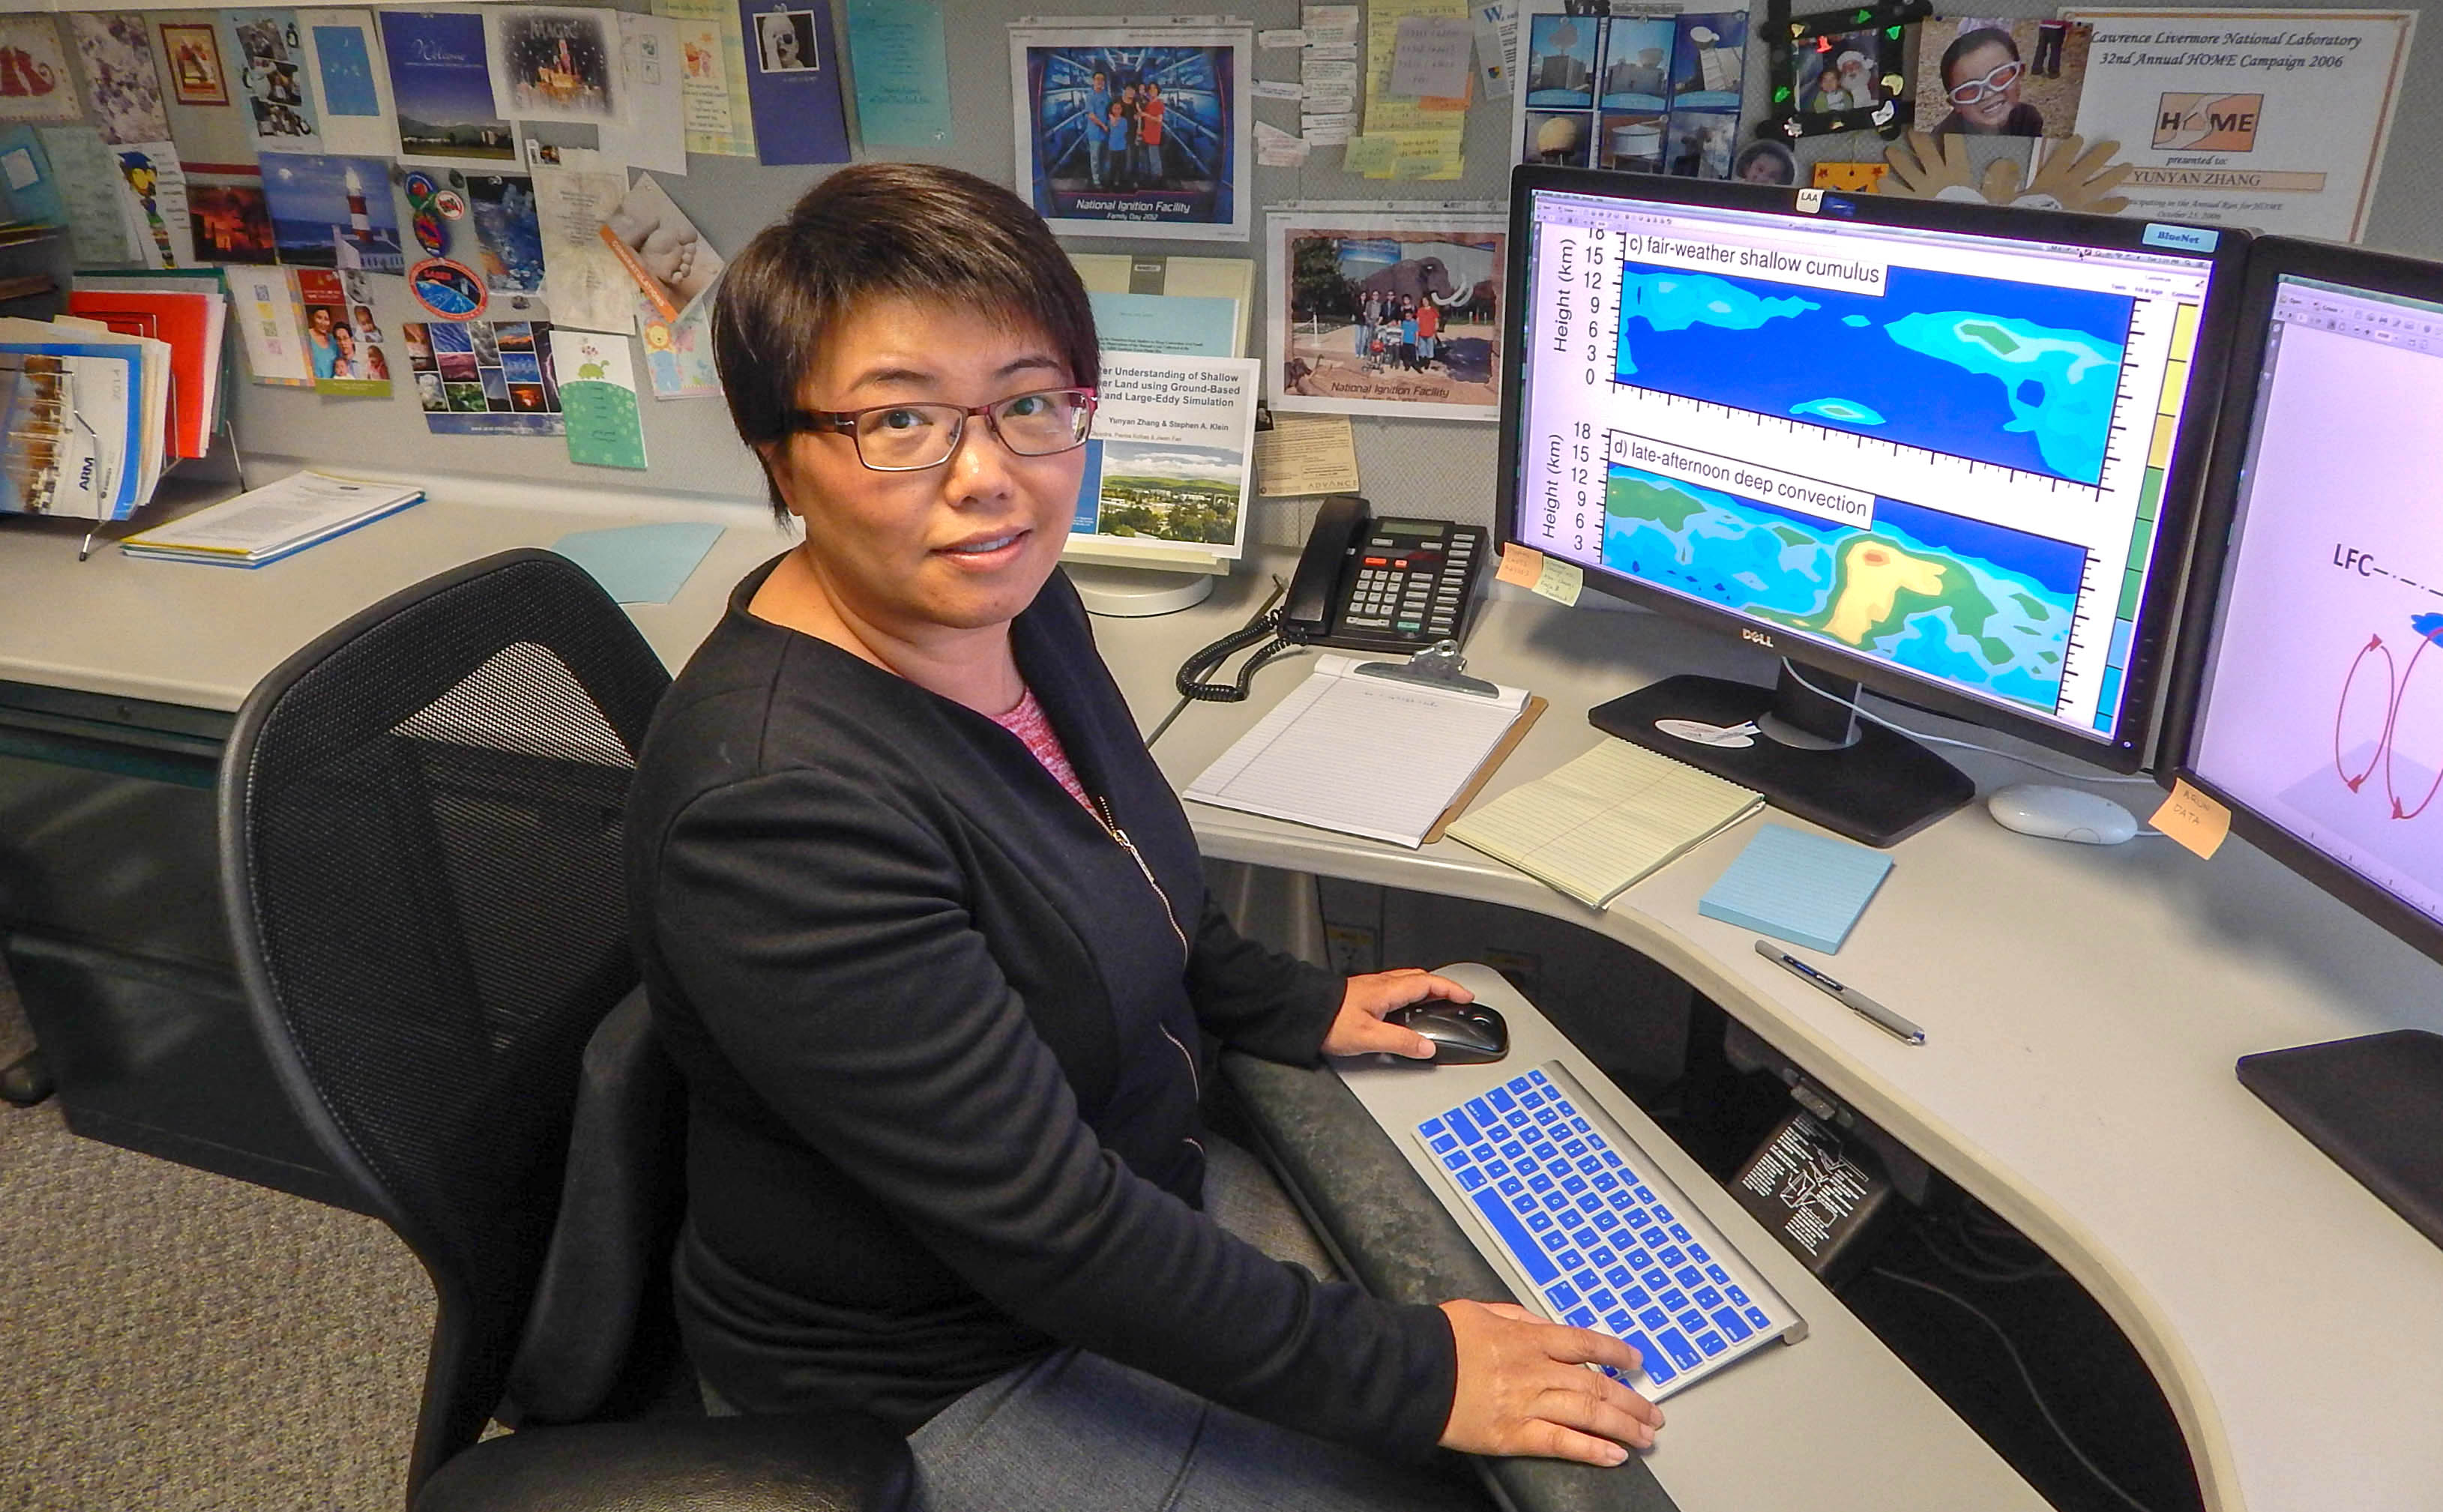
[[631, 162, 1660, 1511]]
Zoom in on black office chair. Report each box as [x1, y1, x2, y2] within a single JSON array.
[[217, 549, 912, 1511]]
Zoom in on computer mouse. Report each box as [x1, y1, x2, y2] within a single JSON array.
[[1985, 783, 2139, 846], [1385, 1001, 1510, 1064]]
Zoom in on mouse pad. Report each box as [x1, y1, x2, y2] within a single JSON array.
[[2238, 1029, 2443, 1251]]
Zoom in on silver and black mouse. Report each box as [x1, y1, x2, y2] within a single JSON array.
[[1385, 1001, 1510, 1065]]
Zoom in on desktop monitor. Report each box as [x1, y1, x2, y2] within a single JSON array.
[[2164, 238, 2443, 970], [1496, 169, 2247, 844]]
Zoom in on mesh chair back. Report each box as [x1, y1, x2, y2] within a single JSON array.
[[218, 549, 672, 1499]]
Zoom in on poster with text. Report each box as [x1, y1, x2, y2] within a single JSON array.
[[1010, 19, 1249, 242], [2064, 8, 2413, 241], [382, 8, 516, 162], [1266, 205, 1506, 422], [1071, 352, 1259, 559]]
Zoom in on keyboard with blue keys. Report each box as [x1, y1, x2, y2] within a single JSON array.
[[1413, 1061, 1804, 1400]]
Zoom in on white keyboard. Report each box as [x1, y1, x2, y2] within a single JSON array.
[[1412, 1061, 1804, 1400]]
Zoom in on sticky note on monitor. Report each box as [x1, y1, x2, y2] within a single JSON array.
[[1698, 823, 1893, 954]]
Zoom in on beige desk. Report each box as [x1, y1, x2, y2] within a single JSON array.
[[7, 472, 2440, 1512]]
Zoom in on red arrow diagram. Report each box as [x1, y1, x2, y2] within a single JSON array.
[[2383, 627, 2443, 819], [2336, 633, 2394, 792]]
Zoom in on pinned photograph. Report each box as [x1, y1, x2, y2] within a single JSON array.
[[753, 10, 817, 73], [601, 173, 723, 320], [69, 13, 170, 145], [1664, 110, 1738, 179], [0, 16, 79, 122], [188, 182, 277, 262], [1597, 17, 1673, 111], [260, 152, 403, 271], [1732, 139, 1798, 185], [465, 172, 544, 292], [405, 317, 567, 435], [295, 265, 392, 394], [1915, 18, 2089, 140], [1669, 13, 1747, 111], [1798, 29, 1888, 115], [492, 6, 618, 122], [1597, 112, 1665, 172], [1010, 20, 1249, 243], [1522, 12, 1598, 108], [1266, 208, 1506, 423], [159, 23, 228, 108], [1523, 110, 1591, 166]]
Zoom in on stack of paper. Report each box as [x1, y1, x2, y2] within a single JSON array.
[[1448, 739, 1764, 908], [67, 283, 226, 460], [119, 470, 423, 569], [1698, 825, 1894, 954], [1184, 654, 1543, 848], [0, 315, 165, 522]]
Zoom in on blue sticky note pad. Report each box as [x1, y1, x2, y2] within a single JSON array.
[[552, 522, 724, 605], [1697, 823, 1893, 954]]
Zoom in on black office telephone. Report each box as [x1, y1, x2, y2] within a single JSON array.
[[1176, 495, 1489, 701]]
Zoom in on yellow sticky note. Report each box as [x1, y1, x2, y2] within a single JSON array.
[[1496, 540, 1544, 587], [1533, 556, 1584, 606], [2149, 779, 2232, 859], [1343, 134, 1399, 175]]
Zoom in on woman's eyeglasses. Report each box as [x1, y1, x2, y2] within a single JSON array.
[[1946, 58, 2023, 105], [788, 387, 1097, 472]]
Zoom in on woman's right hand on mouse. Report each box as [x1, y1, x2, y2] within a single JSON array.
[[1436, 1298, 1663, 1465]]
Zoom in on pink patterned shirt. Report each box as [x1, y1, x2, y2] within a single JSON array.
[[992, 685, 1092, 810]]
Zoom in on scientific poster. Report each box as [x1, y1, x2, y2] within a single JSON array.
[[1265, 203, 1506, 422], [1071, 352, 1259, 559], [1010, 18, 1250, 242], [2064, 7, 2414, 241], [0, 16, 79, 122]]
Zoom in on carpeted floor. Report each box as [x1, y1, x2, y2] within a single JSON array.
[[0, 968, 432, 1511]]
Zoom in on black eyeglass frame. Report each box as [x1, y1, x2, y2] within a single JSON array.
[[783, 386, 1100, 472]]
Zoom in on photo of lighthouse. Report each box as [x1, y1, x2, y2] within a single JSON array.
[[259, 153, 404, 271]]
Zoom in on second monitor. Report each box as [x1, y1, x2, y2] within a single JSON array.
[[1496, 172, 2248, 843]]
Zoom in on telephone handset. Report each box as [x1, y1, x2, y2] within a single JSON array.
[[1176, 495, 1489, 702]]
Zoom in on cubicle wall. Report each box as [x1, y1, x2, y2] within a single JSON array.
[[214, 0, 2443, 548]]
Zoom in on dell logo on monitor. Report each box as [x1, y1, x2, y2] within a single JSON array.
[[1741, 627, 1776, 648]]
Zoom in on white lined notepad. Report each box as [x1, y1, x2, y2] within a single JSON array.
[[1445, 739, 1763, 908], [1183, 654, 1533, 848]]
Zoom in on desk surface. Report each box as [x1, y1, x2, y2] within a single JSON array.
[[7, 474, 2441, 1512]]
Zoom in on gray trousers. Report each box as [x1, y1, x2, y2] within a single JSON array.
[[708, 1134, 1489, 1512]]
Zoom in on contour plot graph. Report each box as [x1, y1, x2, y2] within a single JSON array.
[[1612, 263, 2135, 484], [1602, 462, 2084, 709]]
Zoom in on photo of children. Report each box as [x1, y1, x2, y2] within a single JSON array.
[[1915, 18, 2090, 139], [1268, 214, 1506, 422], [1798, 30, 1885, 115], [230, 10, 316, 145], [295, 267, 391, 397], [1012, 23, 1245, 241], [1733, 140, 1798, 185]]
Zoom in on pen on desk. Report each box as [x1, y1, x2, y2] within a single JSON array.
[[1753, 939, 1924, 1045]]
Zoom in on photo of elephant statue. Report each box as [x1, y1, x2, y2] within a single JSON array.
[[1274, 223, 1507, 420]]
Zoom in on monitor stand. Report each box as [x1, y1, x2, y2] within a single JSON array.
[[1588, 662, 1974, 847], [1067, 563, 1215, 617]]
